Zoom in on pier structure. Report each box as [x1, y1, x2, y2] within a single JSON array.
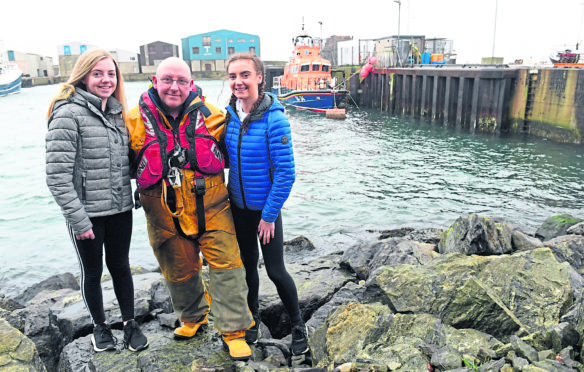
[[353, 66, 584, 144]]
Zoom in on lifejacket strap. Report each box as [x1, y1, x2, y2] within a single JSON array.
[[192, 178, 206, 235]]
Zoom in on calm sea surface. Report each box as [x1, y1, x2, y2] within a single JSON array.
[[1, 80, 583, 297]]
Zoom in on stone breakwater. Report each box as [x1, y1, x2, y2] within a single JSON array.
[[2, 213, 584, 371]]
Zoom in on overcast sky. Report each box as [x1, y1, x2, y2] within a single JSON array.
[[2, 0, 583, 65]]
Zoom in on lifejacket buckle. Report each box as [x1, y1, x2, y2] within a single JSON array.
[[169, 149, 188, 168], [167, 167, 183, 187], [193, 178, 206, 196]]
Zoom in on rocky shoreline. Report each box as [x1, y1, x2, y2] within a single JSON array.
[[2, 213, 584, 371]]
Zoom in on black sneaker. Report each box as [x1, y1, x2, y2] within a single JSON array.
[[91, 323, 116, 352], [123, 320, 149, 352], [245, 316, 261, 344], [290, 323, 309, 355]]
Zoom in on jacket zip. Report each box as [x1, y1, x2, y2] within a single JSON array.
[[81, 172, 87, 204], [237, 125, 247, 209], [265, 132, 273, 184]]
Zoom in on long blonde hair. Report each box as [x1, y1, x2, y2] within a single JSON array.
[[46, 49, 127, 119]]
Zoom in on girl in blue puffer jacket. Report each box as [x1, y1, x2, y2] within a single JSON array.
[[223, 53, 308, 356]]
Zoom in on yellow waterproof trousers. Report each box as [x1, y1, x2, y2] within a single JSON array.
[[140, 171, 252, 333]]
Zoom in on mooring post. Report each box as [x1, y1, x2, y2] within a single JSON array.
[[431, 76, 439, 122], [444, 76, 452, 126], [496, 78, 507, 133], [470, 77, 480, 133], [456, 77, 465, 128]]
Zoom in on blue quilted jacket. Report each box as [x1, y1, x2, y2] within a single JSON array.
[[224, 93, 295, 222]]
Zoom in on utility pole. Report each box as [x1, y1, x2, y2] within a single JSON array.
[[491, 0, 498, 62], [394, 0, 402, 67]]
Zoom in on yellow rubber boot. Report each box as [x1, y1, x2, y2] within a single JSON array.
[[222, 330, 252, 361], [173, 316, 208, 339]]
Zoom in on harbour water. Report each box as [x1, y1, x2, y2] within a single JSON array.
[[1, 80, 583, 298]]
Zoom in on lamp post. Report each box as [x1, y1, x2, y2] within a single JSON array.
[[394, 0, 402, 66], [491, 0, 498, 62]]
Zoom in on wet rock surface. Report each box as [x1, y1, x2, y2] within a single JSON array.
[[3, 213, 584, 371]]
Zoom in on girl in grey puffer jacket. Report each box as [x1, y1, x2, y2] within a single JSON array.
[[45, 49, 148, 353]]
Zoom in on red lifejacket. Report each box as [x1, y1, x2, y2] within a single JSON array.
[[134, 89, 224, 190]]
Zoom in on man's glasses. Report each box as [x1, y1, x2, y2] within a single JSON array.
[[158, 78, 190, 87]]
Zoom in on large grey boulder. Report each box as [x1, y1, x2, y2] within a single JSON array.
[[0, 318, 46, 371], [50, 272, 166, 347], [366, 248, 573, 338], [0, 294, 25, 332], [438, 214, 515, 255], [16, 287, 79, 371], [535, 214, 583, 242], [14, 272, 79, 304], [340, 237, 438, 281], [311, 303, 504, 370], [567, 222, 584, 235], [58, 320, 233, 372], [10, 272, 167, 371], [547, 235, 584, 274]]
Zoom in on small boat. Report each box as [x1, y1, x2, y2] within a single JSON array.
[[0, 49, 22, 97], [549, 48, 584, 67], [272, 24, 348, 117]]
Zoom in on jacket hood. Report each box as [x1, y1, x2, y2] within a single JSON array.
[[226, 92, 284, 122], [54, 87, 123, 115]]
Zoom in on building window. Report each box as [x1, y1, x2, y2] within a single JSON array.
[[228, 47, 235, 55], [228, 39, 234, 43], [216, 47, 221, 54], [205, 64, 212, 71], [312, 64, 320, 71], [215, 39, 221, 43], [164, 45, 171, 52], [237, 38, 246, 43], [249, 47, 256, 55], [7, 51, 14, 61], [64, 46, 71, 56], [322, 65, 330, 72], [300, 64, 310, 72], [192, 47, 199, 54], [148, 45, 155, 53], [250, 39, 255, 43], [203, 36, 211, 46], [80, 45, 87, 54]]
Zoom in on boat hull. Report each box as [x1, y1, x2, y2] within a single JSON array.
[[0, 73, 22, 97], [273, 89, 348, 112]]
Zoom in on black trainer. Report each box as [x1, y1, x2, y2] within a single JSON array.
[[245, 316, 261, 344], [91, 323, 116, 352], [123, 320, 149, 352], [290, 323, 309, 355]]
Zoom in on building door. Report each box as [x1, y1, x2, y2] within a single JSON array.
[[205, 64, 212, 71]]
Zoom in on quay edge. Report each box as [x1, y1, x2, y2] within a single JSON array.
[[356, 66, 584, 145]]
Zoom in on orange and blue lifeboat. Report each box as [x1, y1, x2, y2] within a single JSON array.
[[272, 33, 348, 113]]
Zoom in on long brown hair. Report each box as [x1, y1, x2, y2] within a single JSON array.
[[46, 49, 127, 119], [225, 53, 265, 134]]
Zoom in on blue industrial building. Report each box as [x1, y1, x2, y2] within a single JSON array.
[[181, 29, 260, 72]]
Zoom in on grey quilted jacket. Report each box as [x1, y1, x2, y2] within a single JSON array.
[[46, 88, 133, 234]]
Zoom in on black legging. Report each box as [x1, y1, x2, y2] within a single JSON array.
[[67, 210, 134, 324], [231, 204, 302, 324]]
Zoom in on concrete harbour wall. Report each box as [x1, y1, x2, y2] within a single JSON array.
[[357, 66, 584, 144]]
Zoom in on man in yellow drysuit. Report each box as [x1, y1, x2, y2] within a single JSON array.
[[126, 57, 252, 360]]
